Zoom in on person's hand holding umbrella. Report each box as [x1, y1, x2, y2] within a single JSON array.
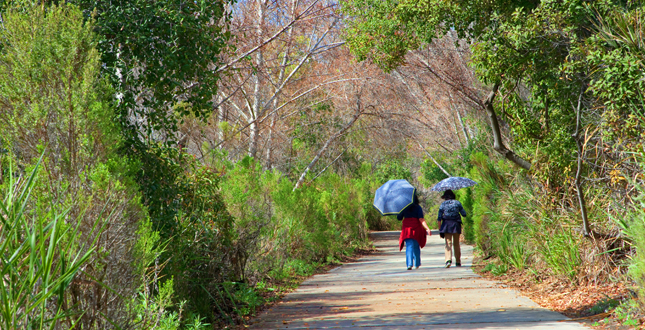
[[374, 180, 430, 270], [431, 177, 476, 268]]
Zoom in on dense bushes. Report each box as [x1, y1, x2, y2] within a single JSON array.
[[181, 154, 376, 324], [0, 3, 381, 328], [0, 4, 149, 328]]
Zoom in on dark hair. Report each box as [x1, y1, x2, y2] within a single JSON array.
[[441, 190, 456, 200], [413, 192, 419, 205]]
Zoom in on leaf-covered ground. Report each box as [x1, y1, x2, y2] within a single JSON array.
[[474, 259, 640, 329]]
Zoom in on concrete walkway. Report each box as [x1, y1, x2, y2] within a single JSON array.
[[250, 231, 589, 329]]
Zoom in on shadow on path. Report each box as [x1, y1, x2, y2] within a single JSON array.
[[250, 231, 589, 329]]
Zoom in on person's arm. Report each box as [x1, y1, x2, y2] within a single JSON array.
[[459, 201, 467, 217], [419, 218, 431, 235], [437, 206, 443, 228]]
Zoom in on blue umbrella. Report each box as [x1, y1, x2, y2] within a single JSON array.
[[373, 179, 416, 215], [431, 177, 477, 191]]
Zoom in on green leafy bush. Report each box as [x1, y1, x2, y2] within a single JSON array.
[[0, 4, 152, 327]]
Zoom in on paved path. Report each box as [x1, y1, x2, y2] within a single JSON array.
[[250, 231, 589, 329]]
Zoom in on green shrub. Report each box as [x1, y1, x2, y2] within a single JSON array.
[[617, 181, 645, 310], [456, 188, 475, 242], [0, 3, 147, 327], [469, 152, 498, 252], [0, 159, 99, 329]]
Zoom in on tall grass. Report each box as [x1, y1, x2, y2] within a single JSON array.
[[616, 183, 645, 309], [465, 151, 593, 282], [0, 159, 102, 329]]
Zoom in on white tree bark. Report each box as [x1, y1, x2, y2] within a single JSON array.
[[248, 0, 267, 158], [266, 0, 297, 168]]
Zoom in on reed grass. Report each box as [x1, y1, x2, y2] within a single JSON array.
[[0, 158, 102, 329]]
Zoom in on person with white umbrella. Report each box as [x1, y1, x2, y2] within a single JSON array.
[[437, 189, 467, 268]]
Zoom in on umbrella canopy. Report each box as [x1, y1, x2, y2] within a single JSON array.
[[431, 177, 477, 191], [373, 179, 416, 215]]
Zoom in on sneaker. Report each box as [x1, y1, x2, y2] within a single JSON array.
[[415, 266, 420, 269], [456, 263, 462, 267], [407, 266, 412, 270], [445, 260, 451, 268]]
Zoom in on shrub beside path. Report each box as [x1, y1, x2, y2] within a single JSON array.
[[250, 231, 589, 329]]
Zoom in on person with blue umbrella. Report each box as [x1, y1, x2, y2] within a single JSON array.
[[374, 180, 431, 270]]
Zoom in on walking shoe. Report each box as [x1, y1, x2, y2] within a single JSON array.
[[455, 263, 462, 267], [445, 260, 451, 268], [407, 266, 412, 270], [415, 266, 420, 269]]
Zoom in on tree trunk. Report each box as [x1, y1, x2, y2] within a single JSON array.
[[266, 0, 295, 169], [573, 88, 591, 236], [484, 84, 532, 170], [456, 107, 470, 144], [248, 0, 267, 158]]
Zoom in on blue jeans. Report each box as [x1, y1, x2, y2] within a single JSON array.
[[404, 238, 420, 268]]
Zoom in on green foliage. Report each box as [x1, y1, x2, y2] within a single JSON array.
[[0, 2, 119, 167], [617, 181, 645, 309], [69, 0, 230, 145], [468, 152, 498, 252], [341, 0, 539, 71], [456, 188, 475, 243], [535, 229, 581, 280], [146, 152, 375, 325], [44, 4, 238, 319], [420, 158, 449, 184], [373, 159, 413, 185], [166, 162, 236, 322], [0, 158, 100, 329], [342, 0, 642, 187], [588, 297, 621, 315], [484, 262, 508, 276], [612, 301, 642, 326], [498, 227, 531, 271], [133, 277, 210, 330], [0, 3, 154, 328]]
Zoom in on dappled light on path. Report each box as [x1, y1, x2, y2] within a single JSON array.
[[250, 232, 589, 329]]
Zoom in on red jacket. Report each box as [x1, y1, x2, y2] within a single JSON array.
[[399, 218, 426, 251]]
